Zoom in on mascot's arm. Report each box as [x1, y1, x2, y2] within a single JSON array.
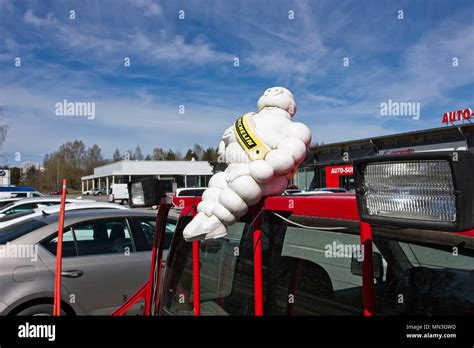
[[285, 122, 312, 148], [217, 140, 226, 160]]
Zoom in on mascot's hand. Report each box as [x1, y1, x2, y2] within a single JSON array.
[[249, 160, 274, 183]]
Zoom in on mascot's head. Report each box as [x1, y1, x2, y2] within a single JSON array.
[[257, 86, 297, 117]]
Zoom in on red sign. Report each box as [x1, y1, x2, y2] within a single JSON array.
[[442, 108, 472, 124], [326, 164, 353, 188]]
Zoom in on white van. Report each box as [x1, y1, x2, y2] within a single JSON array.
[[108, 184, 129, 205], [0, 191, 44, 199]]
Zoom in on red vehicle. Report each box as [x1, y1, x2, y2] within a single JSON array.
[[50, 188, 68, 195], [113, 151, 474, 317]]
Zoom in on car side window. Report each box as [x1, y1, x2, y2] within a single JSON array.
[[41, 219, 135, 257], [135, 217, 176, 251], [5, 203, 37, 215], [73, 219, 134, 256], [41, 228, 77, 257]]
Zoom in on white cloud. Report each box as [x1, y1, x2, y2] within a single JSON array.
[[0, 83, 241, 158], [23, 9, 57, 27], [129, 0, 162, 16], [131, 30, 233, 64]]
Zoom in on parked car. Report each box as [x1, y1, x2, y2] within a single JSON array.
[[283, 189, 302, 195], [0, 191, 44, 199], [313, 187, 348, 193], [0, 209, 177, 315], [109, 184, 129, 205], [92, 188, 107, 196], [0, 197, 94, 218], [285, 188, 349, 196], [82, 189, 94, 195], [0, 187, 44, 199], [175, 188, 206, 197], [0, 201, 127, 229]]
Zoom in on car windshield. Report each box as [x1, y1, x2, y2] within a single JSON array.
[[0, 218, 48, 244], [160, 213, 474, 316]]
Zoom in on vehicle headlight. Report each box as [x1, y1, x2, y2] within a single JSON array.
[[354, 151, 474, 231]]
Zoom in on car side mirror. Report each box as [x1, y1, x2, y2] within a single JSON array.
[[350, 251, 384, 279]]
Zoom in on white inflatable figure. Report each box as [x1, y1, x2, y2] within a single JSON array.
[[183, 87, 311, 241]]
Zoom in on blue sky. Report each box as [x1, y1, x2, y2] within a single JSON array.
[[0, 0, 473, 166]]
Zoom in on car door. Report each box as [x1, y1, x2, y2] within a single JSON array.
[[39, 217, 150, 315]]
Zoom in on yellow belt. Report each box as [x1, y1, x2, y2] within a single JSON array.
[[233, 113, 296, 179], [234, 113, 271, 161]]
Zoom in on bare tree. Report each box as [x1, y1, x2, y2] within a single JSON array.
[[112, 148, 121, 162]]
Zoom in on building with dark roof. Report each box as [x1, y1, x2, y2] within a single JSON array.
[[295, 124, 473, 190]]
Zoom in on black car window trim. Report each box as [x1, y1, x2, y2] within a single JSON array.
[[39, 225, 79, 258], [71, 217, 137, 257], [128, 215, 178, 252], [128, 217, 151, 252]]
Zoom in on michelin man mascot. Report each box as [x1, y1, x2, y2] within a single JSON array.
[[183, 87, 311, 241]]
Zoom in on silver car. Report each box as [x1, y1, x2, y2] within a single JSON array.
[[0, 197, 95, 218], [0, 209, 177, 315]]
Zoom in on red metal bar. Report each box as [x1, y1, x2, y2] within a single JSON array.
[[146, 201, 171, 315], [263, 195, 359, 221], [253, 212, 264, 316], [112, 281, 150, 316], [192, 240, 200, 316], [53, 179, 67, 316], [360, 221, 375, 316]]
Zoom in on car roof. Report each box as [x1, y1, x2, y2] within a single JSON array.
[[2, 208, 178, 245], [41, 208, 160, 222], [41, 202, 126, 212], [4, 197, 66, 204], [0, 197, 21, 201], [9, 196, 93, 205], [0, 203, 127, 226]]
